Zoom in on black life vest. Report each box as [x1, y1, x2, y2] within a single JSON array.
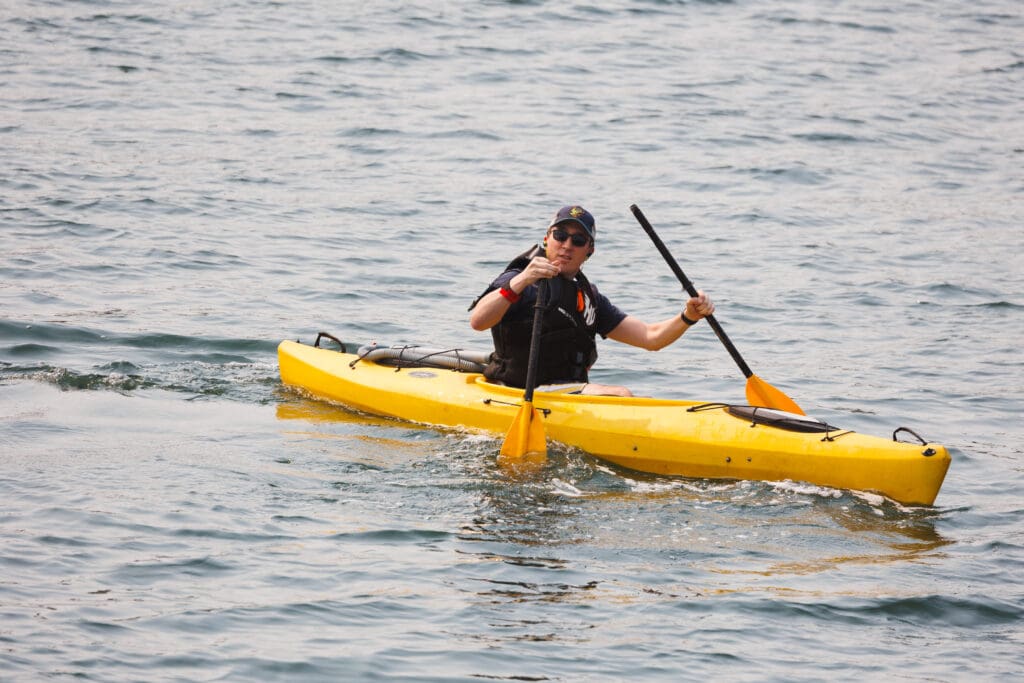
[[471, 246, 600, 388]]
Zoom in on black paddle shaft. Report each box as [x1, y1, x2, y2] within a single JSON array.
[[630, 204, 755, 379], [522, 279, 548, 403]]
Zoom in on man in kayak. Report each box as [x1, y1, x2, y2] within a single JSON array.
[[469, 205, 714, 397]]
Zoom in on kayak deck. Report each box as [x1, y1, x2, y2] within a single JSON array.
[[278, 340, 950, 505]]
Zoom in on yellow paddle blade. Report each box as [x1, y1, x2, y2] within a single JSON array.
[[499, 400, 547, 459], [745, 374, 805, 415]]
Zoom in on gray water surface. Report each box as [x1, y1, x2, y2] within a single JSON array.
[[2, 1, 1022, 680]]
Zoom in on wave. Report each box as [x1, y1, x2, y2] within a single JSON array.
[[0, 319, 279, 401], [743, 594, 1022, 628], [0, 320, 277, 352]]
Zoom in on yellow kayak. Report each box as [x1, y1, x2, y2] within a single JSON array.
[[278, 338, 950, 505]]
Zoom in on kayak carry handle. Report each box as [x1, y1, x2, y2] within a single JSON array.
[[893, 427, 938, 455], [314, 332, 347, 352]]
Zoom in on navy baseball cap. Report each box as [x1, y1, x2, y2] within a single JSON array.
[[548, 205, 595, 241]]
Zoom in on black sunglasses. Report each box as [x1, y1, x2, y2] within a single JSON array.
[[549, 228, 590, 248]]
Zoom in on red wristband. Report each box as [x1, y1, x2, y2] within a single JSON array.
[[499, 287, 520, 303]]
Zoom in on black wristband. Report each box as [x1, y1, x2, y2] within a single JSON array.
[[680, 311, 699, 326]]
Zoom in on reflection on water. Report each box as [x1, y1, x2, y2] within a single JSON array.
[[276, 389, 971, 657], [457, 464, 956, 607], [276, 393, 418, 431], [278, 393, 953, 587]]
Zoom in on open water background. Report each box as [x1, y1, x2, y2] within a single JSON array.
[[2, 1, 1023, 680]]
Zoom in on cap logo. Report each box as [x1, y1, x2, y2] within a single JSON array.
[[569, 206, 585, 218]]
